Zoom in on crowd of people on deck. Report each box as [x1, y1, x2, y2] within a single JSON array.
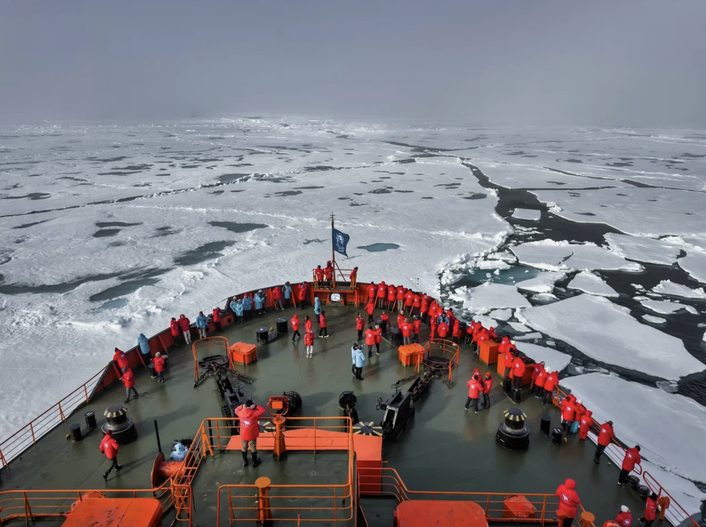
[[102, 271, 665, 527]]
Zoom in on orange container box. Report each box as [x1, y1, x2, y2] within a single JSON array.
[[478, 340, 500, 365], [229, 342, 257, 365], [497, 352, 508, 376], [503, 495, 537, 519], [398, 343, 425, 367]]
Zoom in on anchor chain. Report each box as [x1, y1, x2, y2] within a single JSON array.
[[391, 373, 419, 391], [233, 372, 255, 384]]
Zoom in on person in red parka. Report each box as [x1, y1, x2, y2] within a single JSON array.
[[397, 312, 406, 330], [396, 286, 406, 313], [387, 284, 397, 311], [404, 290, 414, 314], [412, 293, 421, 316], [314, 265, 324, 284], [298, 282, 308, 309], [451, 320, 462, 343], [401, 320, 413, 346], [618, 445, 641, 485], [380, 311, 390, 336], [153, 352, 166, 383], [533, 363, 547, 396], [377, 281, 387, 309], [113, 348, 129, 370], [291, 314, 301, 342], [235, 400, 266, 467], [578, 409, 593, 440], [324, 261, 333, 287], [465, 376, 483, 413], [511, 355, 526, 391], [482, 372, 493, 410], [374, 324, 382, 356], [594, 421, 615, 464], [304, 329, 315, 358], [412, 316, 422, 343], [349, 267, 358, 288], [178, 314, 191, 345], [555, 478, 580, 527], [420, 295, 429, 322], [430, 315, 438, 340], [170, 317, 182, 346], [560, 395, 576, 440], [304, 315, 313, 333], [100, 430, 122, 479], [365, 326, 377, 357], [543, 370, 558, 405], [212, 307, 222, 330], [531, 362, 544, 391], [356, 313, 365, 341], [616, 506, 633, 527], [318, 311, 328, 338], [487, 326, 499, 341], [272, 286, 284, 311], [121, 367, 139, 403], [367, 283, 377, 303], [437, 321, 449, 339], [365, 299, 375, 323], [640, 493, 658, 527]]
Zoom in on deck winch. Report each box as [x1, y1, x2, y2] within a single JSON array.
[[496, 407, 530, 450], [338, 391, 360, 425], [101, 405, 137, 444]]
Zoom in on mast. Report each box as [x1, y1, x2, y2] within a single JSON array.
[[331, 213, 336, 288]]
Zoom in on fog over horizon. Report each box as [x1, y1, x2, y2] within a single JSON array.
[[1, 0, 705, 127]]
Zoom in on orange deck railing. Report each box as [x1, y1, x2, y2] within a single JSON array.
[[0, 481, 174, 524], [423, 338, 460, 382], [359, 467, 595, 527], [172, 416, 355, 527]]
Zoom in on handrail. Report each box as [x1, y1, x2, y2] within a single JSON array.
[[424, 339, 460, 382], [0, 481, 174, 524], [359, 467, 596, 526]]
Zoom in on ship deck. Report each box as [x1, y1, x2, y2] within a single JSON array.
[[0, 302, 649, 526]]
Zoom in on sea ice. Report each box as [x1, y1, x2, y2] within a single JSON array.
[[515, 342, 571, 372], [677, 250, 706, 284], [604, 233, 682, 266], [566, 271, 619, 298], [511, 208, 541, 221], [488, 308, 513, 321], [451, 283, 531, 314], [514, 332, 543, 341], [562, 374, 706, 514], [520, 295, 703, 379], [510, 241, 642, 272], [508, 321, 531, 333], [641, 299, 698, 315], [651, 280, 706, 300], [515, 271, 566, 293], [641, 314, 667, 325]]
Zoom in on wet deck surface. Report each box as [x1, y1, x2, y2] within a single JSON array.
[[0, 301, 648, 526]]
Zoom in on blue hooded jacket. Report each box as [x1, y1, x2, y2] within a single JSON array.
[[138, 333, 150, 355], [283, 285, 292, 299], [254, 291, 265, 310], [314, 297, 322, 315], [196, 314, 208, 329], [354, 348, 366, 368], [242, 296, 252, 311], [232, 300, 244, 316]]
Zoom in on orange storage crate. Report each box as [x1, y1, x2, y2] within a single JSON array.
[[398, 343, 425, 367], [497, 352, 508, 376], [229, 342, 257, 365], [478, 340, 500, 365], [503, 495, 537, 518]]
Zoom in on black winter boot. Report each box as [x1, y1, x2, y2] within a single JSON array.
[[242, 451, 249, 467], [252, 452, 261, 468]]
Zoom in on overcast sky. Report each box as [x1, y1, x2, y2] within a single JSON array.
[[1, 0, 705, 126]]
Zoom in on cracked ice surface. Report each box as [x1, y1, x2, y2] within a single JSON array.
[[520, 295, 704, 379], [451, 283, 531, 313], [567, 271, 619, 298], [651, 280, 706, 300], [510, 241, 643, 272]]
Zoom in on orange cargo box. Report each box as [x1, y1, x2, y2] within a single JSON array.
[[503, 495, 537, 519], [229, 342, 257, 365], [398, 343, 425, 367], [497, 352, 508, 376], [478, 340, 500, 365], [63, 498, 162, 527], [395, 500, 488, 527]]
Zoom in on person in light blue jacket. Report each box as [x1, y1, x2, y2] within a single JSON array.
[[283, 282, 293, 308], [351, 344, 358, 377], [195, 311, 208, 340], [231, 299, 244, 325], [314, 297, 322, 317], [137, 333, 151, 368], [242, 294, 253, 321], [353, 345, 366, 380], [254, 289, 266, 316]]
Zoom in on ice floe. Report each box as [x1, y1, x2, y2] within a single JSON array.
[[651, 279, 706, 300], [511, 208, 541, 221], [641, 299, 699, 315], [520, 295, 703, 379], [516, 271, 566, 293], [488, 308, 513, 321], [515, 342, 571, 372], [677, 250, 706, 284], [451, 283, 531, 313], [641, 314, 667, 325], [604, 233, 682, 266], [566, 271, 619, 297], [510, 240, 643, 272]]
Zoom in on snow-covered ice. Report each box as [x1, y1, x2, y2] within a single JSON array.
[[563, 374, 706, 514], [451, 283, 531, 313], [515, 342, 571, 372], [566, 271, 619, 298], [511, 208, 541, 221], [508, 321, 532, 333], [651, 280, 706, 300], [510, 241, 643, 272], [520, 295, 704, 379], [641, 314, 667, 325], [641, 299, 699, 315], [604, 233, 683, 266], [678, 250, 706, 284], [488, 308, 513, 321], [515, 271, 566, 293]]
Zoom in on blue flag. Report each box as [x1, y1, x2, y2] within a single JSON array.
[[332, 228, 350, 257]]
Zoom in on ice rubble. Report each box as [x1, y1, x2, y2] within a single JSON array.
[[651, 280, 706, 300], [563, 374, 706, 514], [510, 241, 643, 272], [515, 342, 571, 372], [566, 271, 619, 298], [520, 295, 704, 379], [451, 283, 531, 313], [604, 233, 682, 266]]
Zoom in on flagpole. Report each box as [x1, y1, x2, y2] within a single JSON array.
[[331, 213, 336, 288]]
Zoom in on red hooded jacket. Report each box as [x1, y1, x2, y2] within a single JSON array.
[[355, 316, 364, 331], [401, 322, 412, 338], [170, 319, 180, 337], [366, 301, 375, 316], [512, 357, 526, 379], [121, 368, 135, 388], [544, 372, 558, 391], [375, 327, 382, 344], [555, 479, 580, 519], [622, 447, 641, 472], [298, 284, 308, 301], [367, 284, 377, 300], [153, 355, 165, 373], [304, 332, 314, 346], [452, 321, 462, 338], [483, 375, 493, 394], [616, 511, 632, 527], [305, 318, 313, 332], [212, 307, 222, 322], [535, 367, 548, 388], [437, 322, 449, 338], [644, 498, 657, 522], [597, 422, 615, 446], [387, 286, 396, 302], [235, 404, 266, 441], [100, 433, 119, 460], [178, 317, 190, 331], [378, 282, 387, 298], [467, 378, 482, 399], [579, 410, 593, 440], [365, 329, 376, 346], [291, 315, 301, 331], [113, 349, 129, 369], [319, 314, 327, 328], [412, 319, 422, 335]]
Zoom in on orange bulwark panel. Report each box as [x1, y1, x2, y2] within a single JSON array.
[[497, 352, 508, 376], [395, 500, 489, 527], [227, 428, 350, 451], [478, 340, 500, 365], [398, 344, 425, 367], [354, 434, 383, 495], [229, 342, 257, 365], [503, 495, 537, 518], [62, 498, 162, 527]]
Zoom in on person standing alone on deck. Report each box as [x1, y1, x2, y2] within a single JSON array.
[[196, 311, 208, 340], [290, 314, 301, 342], [178, 314, 191, 345], [100, 430, 122, 480], [640, 494, 658, 527], [365, 298, 375, 323], [594, 421, 614, 464], [555, 478, 580, 527], [319, 311, 329, 338], [356, 313, 365, 340], [304, 329, 315, 358], [354, 344, 366, 380], [618, 446, 641, 485], [121, 367, 139, 403], [235, 400, 266, 467], [153, 352, 166, 383]]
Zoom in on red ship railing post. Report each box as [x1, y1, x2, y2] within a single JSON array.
[[58, 402, 65, 422], [83, 384, 89, 403], [29, 423, 36, 444]]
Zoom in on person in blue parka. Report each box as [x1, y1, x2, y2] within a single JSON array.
[[254, 289, 266, 316], [242, 294, 253, 321], [195, 311, 208, 340], [283, 282, 293, 308], [314, 297, 322, 318], [137, 333, 151, 368], [231, 298, 244, 325]]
